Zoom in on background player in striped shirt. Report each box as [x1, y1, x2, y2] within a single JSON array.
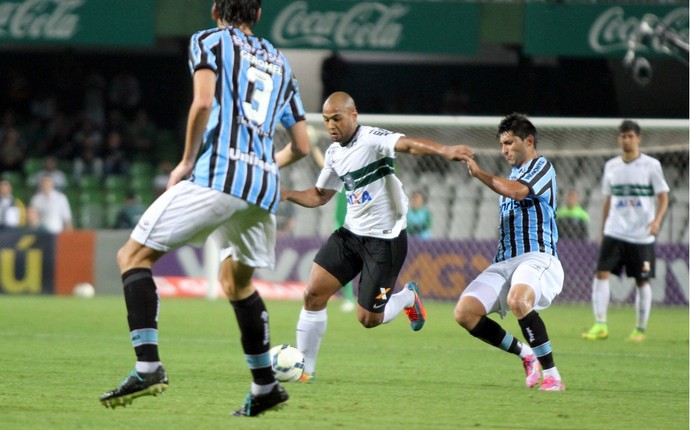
[[454, 113, 566, 391], [582, 120, 669, 342], [282, 91, 474, 381], [100, 0, 311, 416]]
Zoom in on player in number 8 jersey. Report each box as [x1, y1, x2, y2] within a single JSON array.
[[100, 0, 311, 417]]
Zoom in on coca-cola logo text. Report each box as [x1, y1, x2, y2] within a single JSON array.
[[589, 6, 688, 54], [0, 0, 82, 40], [271, 1, 408, 49]]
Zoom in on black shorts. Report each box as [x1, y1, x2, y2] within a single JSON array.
[[314, 227, 408, 313], [596, 236, 656, 280]]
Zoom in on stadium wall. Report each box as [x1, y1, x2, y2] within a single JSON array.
[[3, 229, 686, 305]]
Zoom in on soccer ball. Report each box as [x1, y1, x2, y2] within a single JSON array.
[[73, 282, 95, 298], [269, 344, 305, 382]]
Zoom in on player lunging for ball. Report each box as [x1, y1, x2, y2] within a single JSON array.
[[454, 113, 566, 391], [282, 91, 474, 381], [99, 0, 311, 416]]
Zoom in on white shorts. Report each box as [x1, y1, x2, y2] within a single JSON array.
[[131, 180, 276, 268], [461, 252, 564, 318]]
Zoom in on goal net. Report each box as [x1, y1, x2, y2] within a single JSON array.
[[274, 115, 688, 305]]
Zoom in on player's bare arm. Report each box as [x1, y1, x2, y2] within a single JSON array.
[[649, 191, 669, 235], [394, 137, 473, 161], [465, 157, 530, 200], [169, 69, 216, 188], [282, 186, 337, 208], [276, 120, 311, 168]]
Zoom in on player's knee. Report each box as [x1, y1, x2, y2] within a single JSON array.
[[303, 287, 329, 310], [358, 314, 382, 329], [454, 299, 480, 330], [116, 244, 133, 272], [454, 304, 471, 328]]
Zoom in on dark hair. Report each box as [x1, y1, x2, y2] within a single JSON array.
[[497, 112, 538, 147], [619, 119, 641, 136], [214, 0, 261, 26]]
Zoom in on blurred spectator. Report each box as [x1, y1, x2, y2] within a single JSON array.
[[109, 70, 141, 114], [70, 115, 103, 155], [28, 175, 73, 234], [105, 109, 128, 136], [406, 190, 432, 239], [5, 67, 31, 115], [83, 70, 107, 127], [102, 129, 131, 177], [0, 126, 26, 173], [72, 134, 104, 181], [128, 107, 157, 161], [29, 88, 57, 124], [276, 202, 295, 236], [557, 189, 590, 240], [153, 159, 173, 196], [0, 178, 26, 228], [113, 191, 146, 229], [41, 111, 74, 157], [23, 116, 48, 157], [28, 156, 68, 192]]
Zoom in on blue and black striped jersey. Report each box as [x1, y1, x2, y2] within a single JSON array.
[[187, 26, 306, 213], [494, 156, 559, 263]]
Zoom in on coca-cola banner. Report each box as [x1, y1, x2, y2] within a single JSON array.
[[524, 4, 688, 57], [0, 0, 155, 46], [253, 0, 479, 54]]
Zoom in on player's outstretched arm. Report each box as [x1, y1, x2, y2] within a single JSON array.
[[282, 186, 337, 208], [276, 121, 311, 168], [394, 137, 473, 161], [465, 157, 529, 200]]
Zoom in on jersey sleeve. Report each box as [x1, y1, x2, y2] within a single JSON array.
[[370, 127, 403, 157], [279, 72, 307, 129], [315, 145, 343, 192], [188, 29, 218, 75], [650, 159, 671, 194], [518, 157, 555, 196], [601, 160, 613, 196]]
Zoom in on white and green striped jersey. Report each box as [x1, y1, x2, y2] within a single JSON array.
[[316, 125, 408, 239], [602, 153, 670, 244]]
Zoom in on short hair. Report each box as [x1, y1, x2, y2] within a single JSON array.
[[214, 0, 261, 26], [497, 112, 538, 147], [619, 119, 641, 136]]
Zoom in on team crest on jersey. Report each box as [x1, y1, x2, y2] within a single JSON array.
[[347, 191, 372, 205], [344, 175, 356, 190]]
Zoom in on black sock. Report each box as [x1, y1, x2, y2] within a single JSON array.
[[518, 310, 555, 370], [469, 315, 522, 356], [122, 268, 160, 363], [230, 291, 274, 385]]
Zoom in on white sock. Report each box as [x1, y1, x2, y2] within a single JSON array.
[[543, 366, 561, 380], [592, 278, 610, 323], [296, 308, 327, 375], [382, 287, 414, 324], [135, 361, 161, 373], [636, 283, 652, 330], [251, 381, 277, 396], [519, 343, 534, 359]]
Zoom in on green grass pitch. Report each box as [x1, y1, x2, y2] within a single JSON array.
[[1, 295, 687, 429]]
